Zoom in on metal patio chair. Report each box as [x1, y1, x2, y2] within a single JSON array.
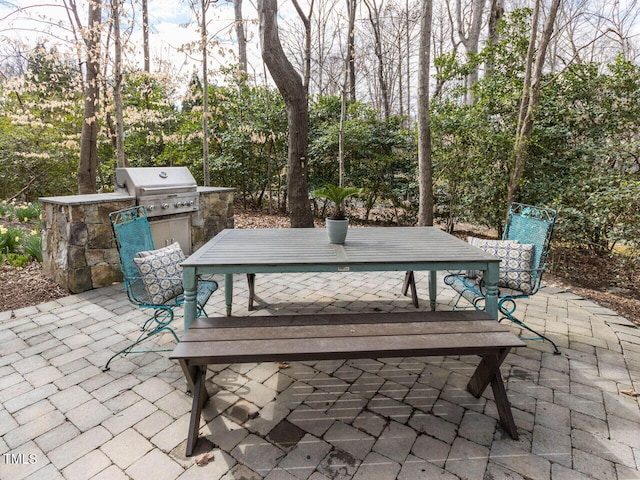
[[104, 206, 218, 371], [441, 203, 560, 354]]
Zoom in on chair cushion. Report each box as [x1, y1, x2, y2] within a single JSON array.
[[133, 242, 185, 305], [475, 241, 536, 294], [466, 237, 519, 279]]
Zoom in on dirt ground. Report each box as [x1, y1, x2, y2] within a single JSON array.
[[1, 210, 639, 326], [545, 245, 640, 324], [0, 261, 67, 311]]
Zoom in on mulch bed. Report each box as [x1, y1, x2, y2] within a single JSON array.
[[0, 262, 67, 312]]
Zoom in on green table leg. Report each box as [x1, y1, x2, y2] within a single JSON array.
[[429, 270, 437, 311], [183, 267, 197, 332], [484, 263, 499, 320], [225, 273, 234, 316]]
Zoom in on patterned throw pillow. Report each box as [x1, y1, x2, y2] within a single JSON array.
[[466, 237, 519, 279], [133, 242, 185, 305], [475, 241, 536, 294]]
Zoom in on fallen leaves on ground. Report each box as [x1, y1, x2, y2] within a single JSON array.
[[195, 451, 215, 466], [0, 261, 67, 312], [621, 388, 640, 398]]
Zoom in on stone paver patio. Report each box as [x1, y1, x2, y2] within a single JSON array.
[[1, 271, 639, 480]]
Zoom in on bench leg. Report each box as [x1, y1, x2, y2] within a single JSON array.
[[467, 349, 518, 440], [467, 348, 510, 395], [185, 364, 210, 456]]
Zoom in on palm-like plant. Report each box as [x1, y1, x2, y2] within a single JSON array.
[[314, 184, 362, 220]]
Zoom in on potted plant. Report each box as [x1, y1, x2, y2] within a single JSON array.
[[314, 184, 362, 244]]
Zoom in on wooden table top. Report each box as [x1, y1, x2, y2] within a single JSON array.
[[182, 227, 499, 271]]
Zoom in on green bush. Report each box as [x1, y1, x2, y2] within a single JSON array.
[[5, 252, 31, 268], [0, 201, 14, 217], [0, 203, 15, 222], [14, 202, 41, 223], [21, 234, 43, 262], [0, 226, 23, 254]]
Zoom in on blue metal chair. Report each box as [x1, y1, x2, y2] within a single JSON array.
[[443, 203, 560, 354], [104, 206, 218, 371]]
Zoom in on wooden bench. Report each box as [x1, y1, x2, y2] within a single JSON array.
[[170, 310, 525, 456]]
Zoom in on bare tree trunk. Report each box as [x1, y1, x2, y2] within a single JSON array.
[[63, 0, 84, 74], [291, 0, 314, 94], [398, 32, 404, 118], [311, 0, 339, 95], [508, 0, 562, 206], [433, 2, 456, 99], [347, 0, 356, 102], [486, 0, 503, 74], [77, 0, 102, 194], [258, 0, 314, 227], [234, 0, 247, 73], [316, 15, 326, 94], [142, 0, 150, 72], [338, 77, 347, 187], [406, 0, 411, 121], [141, 0, 151, 108], [100, 7, 117, 163], [339, 0, 357, 187], [201, 0, 210, 186], [456, 0, 487, 104], [488, 0, 503, 45], [337, 0, 354, 186], [112, 0, 127, 168], [417, 0, 433, 226], [364, 0, 390, 120], [508, 0, 540, 205]]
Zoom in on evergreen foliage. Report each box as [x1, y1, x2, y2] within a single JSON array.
[[1, 14, 639, 254], [429, 9, 640, 251]]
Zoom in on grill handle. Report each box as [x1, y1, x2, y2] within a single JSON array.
[[139, 186, 195, 194]]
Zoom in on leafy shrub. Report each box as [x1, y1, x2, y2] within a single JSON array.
[[5, 253, 31, 268], [0, 201, 13, 217], [21, 234, 43, 262], [0, 226, 23, 254], [14, 202, 41, 223], [0, 203, 15, 222]]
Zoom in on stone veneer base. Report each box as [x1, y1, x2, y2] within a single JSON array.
[[40, 188, 234, 294]]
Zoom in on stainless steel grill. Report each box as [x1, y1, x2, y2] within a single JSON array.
[[115, 167, 199, 218]]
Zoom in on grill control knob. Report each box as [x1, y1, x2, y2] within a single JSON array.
[[175, 201, 183, 207], [161, 203, 169, 209], [188, 200, 194, 206], [147, 205, 155, 211]]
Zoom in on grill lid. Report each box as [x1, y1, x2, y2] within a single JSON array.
[[115, 167, 197, 197]]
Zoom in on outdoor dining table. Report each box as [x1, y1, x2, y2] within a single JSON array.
[[181, 226, 501, 330]]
